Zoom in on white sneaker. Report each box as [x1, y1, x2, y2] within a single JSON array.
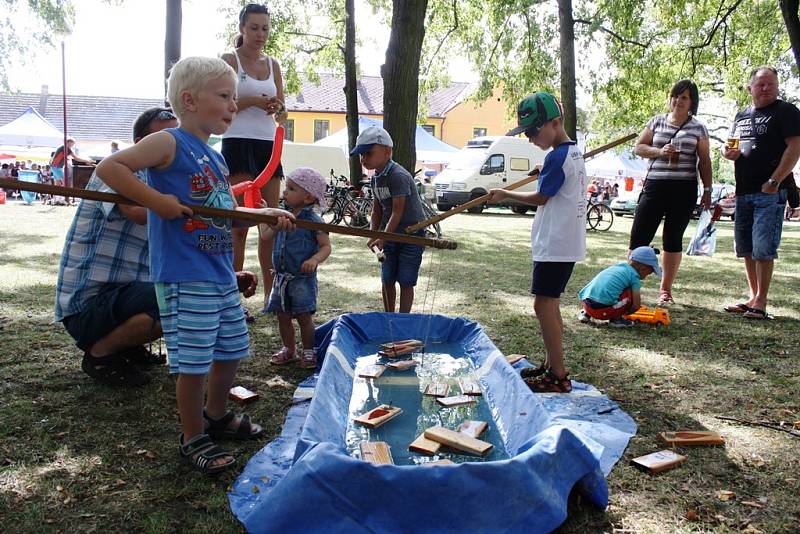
[[577, 310, 593, 324]]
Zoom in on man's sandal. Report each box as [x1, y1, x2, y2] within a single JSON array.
[[723, 302, 750, 314], [520, 363, 547, 379], [524, 370, 572, 393], [179, 433, 236, 475], [81, 351, 150, 387], [124, 345, 166, 367], [743, 308, 772, 320], [270, 346, 298, 365], [204, 410, 264, 440]]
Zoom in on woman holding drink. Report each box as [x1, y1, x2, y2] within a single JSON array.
[[630, 79, 713, 304]]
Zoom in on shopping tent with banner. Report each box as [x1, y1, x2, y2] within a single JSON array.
[[0, 106, 64, 147], [314, 117, 459, 164], [585, 150, 647, 179]]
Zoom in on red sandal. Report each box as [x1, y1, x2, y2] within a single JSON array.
[[524, 369, 572, 393]]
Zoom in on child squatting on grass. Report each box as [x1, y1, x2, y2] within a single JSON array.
[[260, 167, 332, 369], [487, 92, 587, 394], [353, 126, 428, 313], [577, 246, 662, 327], [96, 56, 296, 475]]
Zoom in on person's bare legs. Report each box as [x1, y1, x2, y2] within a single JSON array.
[[660, 251, 682, 294], [89, 313, 161, 358], [399, 286, 414, 313], [533, 296, 566, 378], [205, 359, 261, 437], [382, 283, 396, 312], [276, 311, 296, 349], [742, 256, 758, 307], [176, 372, 233, 468], [258, 178, 282, 306], [751, 258, 774, 312], [296, 313, 315, 350]]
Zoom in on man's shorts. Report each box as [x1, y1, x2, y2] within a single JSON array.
[[531, 261, 575, 298], [734, 190, 787, 260], [266, 274, 317, 315], [62, 281, 160, 351], [155, 281, 249, 375], [382, 238, 425, 288]]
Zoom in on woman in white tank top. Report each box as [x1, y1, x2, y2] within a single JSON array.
[[222, 3, 287, 314]]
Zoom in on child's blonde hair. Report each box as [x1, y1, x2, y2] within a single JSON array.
[[167, 56, 237, 120]]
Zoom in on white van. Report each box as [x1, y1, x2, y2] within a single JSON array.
[[282, 142, 349, 181], [433, 136, 548, 214]]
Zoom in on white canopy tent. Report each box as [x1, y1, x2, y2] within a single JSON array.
[[585, 150, 648, 179], [0, 106, 64, 148]]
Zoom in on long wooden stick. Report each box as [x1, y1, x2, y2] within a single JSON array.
[[715, 416, 800, 438], [406, 132, 637, 234], [0, 178, 457, 250]]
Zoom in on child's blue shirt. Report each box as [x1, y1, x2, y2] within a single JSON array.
[[579, 262, 641, 305], [272, 206, 324, 276], [147, 128, 236, 285]]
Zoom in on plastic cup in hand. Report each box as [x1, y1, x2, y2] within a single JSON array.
[[726, 136, 740, 150], [670, 140, 682, 167]]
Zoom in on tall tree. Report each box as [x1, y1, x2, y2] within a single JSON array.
[[343, 0, 362, 184], [780, 0, 800, 73], [381, 0, 429, 173], [165, 0, 182, 102], [558, 0, 577, 139]]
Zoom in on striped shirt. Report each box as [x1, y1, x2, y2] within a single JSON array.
[[645, 115, 708, 182], [54, 171, 150, 321]]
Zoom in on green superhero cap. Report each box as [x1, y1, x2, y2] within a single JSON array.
[[506, 92, 562, 137]]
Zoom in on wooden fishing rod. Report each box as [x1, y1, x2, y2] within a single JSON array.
[[0, 178, 457, 250], [405, 132, 637, 234]]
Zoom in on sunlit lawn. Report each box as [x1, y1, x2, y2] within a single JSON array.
[[1, 201, 798, 533]]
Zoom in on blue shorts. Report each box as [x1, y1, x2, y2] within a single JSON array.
[[155, 281, 250, 375], [382, 237, 425, 287], [62, 282, 160, 351], [734, 190, 787, 260], [531, 262, 575, 298], [266, 273, 317, 315]]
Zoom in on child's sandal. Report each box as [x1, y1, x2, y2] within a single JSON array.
[[300, 349, 317, 369], [203, 410, 263, 441], [270, 346, 298, 365], [178, 433, 236, 475], [520, 363, 547, 379], [524, 370, 572, 393]]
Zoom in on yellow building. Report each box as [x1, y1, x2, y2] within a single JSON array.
[[284, 75, 517, 148]]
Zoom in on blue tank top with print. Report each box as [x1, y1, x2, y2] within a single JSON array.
[[147, 128, 236, 284]]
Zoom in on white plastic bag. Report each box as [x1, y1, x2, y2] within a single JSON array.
[[686, 209, 716, 256]]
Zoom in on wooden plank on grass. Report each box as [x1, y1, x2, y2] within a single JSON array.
[[506, 354, 527, 365], [409, 433, 441, 455], [360, 441, 394, 465], [458, 420, 488, 439], [423, 383, 450, 397], [424, 426, 493, 456], [354, 405, 402, 429], [228, 386, 259, 404], [657, 431, 725, 447], [630, 450, 687, 474]]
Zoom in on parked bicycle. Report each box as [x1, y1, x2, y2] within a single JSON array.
[[322, 174, 373, 228], [586, 198, 614, 232]]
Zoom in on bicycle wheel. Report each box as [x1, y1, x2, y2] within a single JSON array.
[[322, 198, 343, 225], [593, 203, 614, 232], [586, 204, 601, 231], [343, 198, 372, 228], [420, 200, 442, 238]]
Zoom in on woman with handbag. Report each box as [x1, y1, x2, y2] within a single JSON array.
[[631, 79, 713, 304]]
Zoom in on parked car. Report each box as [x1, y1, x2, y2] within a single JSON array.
[[693, 183, 735, 218], [609, 191, 640, 216]]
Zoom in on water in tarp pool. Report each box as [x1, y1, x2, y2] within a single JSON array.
[[346, 341, 509, 465]]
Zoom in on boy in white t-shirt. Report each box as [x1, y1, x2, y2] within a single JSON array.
[[487, 92, 586, 393]]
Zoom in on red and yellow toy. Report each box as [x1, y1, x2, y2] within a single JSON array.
[[230, 125, 285, 208], [624, 306, 671, 326]]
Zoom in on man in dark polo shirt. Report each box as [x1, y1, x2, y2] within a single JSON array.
[[722, 66, 800, 319]]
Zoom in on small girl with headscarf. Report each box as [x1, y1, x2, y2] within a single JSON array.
[[260, 167, 332, 369]]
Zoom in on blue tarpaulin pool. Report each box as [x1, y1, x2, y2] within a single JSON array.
[[229, 313, 637, 533]]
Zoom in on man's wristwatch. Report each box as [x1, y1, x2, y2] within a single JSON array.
[[768, 178, 780, 188], [703, 187, 711, 193]]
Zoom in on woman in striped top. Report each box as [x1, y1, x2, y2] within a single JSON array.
[[631, 79, 713, 304]]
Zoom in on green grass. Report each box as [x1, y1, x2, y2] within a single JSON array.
[[1, 203, 799, 533]]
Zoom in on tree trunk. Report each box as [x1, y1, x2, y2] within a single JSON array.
[[165, 0, 182, 103], [558, 0, 577, 139], [381, 0, 428, 173], [343, 0, 362, 185], [780, 0, 800, 76]]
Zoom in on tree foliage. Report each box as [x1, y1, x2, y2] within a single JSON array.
[[1, 0, 75, 91]]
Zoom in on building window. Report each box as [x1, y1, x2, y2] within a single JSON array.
[[314, 119, 330, 142], [473, 127, 488, 138], [283, 119, 295, 142], [422, 124, 436, 136]]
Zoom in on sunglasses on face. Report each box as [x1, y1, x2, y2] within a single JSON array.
[[239, 3, 270, 23]]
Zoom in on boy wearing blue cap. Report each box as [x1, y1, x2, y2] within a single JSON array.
[[578, 246, 662, 327], [488, 92, 586, 393], [351, 125, 427, 313]]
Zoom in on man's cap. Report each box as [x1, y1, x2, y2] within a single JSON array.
[[286, 167, 328, 209], [506, 92, 562, 137], [630, 246, 662, 278], [350, 126, 393, 155]]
